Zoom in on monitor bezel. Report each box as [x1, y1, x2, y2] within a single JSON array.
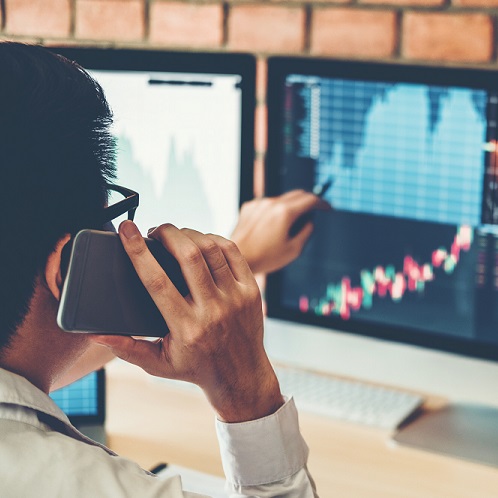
[[265, 56, 498, 362], [50, 46, 256, 207]]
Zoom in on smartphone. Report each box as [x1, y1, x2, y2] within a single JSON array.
[[57, 230, 189, 337]]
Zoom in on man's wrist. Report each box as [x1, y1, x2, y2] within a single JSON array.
[[216, 392, 285, 424], [210, 370, 284, 423]]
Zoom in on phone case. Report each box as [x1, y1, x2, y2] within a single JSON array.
[[57, 230, 189, 337]]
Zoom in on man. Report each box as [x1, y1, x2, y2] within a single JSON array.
[[0, 42, 322, 496]]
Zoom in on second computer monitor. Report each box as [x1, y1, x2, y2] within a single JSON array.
[[266, 57, 498, 362]]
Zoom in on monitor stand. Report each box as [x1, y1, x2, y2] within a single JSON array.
[[391, 403, 498, 468]]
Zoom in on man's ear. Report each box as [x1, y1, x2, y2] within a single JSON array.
[[44, 234, 72, 301]]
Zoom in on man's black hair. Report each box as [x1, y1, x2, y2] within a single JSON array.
[[0, 42, 116, 352]]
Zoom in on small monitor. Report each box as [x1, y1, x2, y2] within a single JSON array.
[[266, 57, 498, 362], [50, 369, 105, 426]]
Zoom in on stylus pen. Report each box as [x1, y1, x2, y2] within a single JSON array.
[[312, 178, 333, 198], [289, 178, 334, 237]]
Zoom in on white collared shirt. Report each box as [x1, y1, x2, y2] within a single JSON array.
[[0, 367, 317, 497]]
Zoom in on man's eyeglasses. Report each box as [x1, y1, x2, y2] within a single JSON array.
[[101, 184, 139, 231], [60, 184, 139, 278]]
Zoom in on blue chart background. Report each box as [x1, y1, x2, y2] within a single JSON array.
[[50, 372, 98, 416], [313, 79, 488, 227]]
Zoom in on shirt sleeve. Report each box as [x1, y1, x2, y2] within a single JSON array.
[[215, 397, 318, 498], [0, 397, 317, 498]]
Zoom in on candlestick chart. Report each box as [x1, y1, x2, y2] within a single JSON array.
[[299, 225, 473, 320]]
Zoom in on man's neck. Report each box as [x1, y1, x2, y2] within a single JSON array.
[[0, 285, 88, 393]]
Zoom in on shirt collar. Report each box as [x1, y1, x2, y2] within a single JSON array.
[[0, 366, 117, 455], [0, 366, 71, 425]]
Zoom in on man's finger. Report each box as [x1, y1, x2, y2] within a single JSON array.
[[118, 221, 189, 326], [181, 228, 237, 291], [148, 224, 218, 303], [291, 221, 314, 248], [89, 335, 172, 377], [285, 193, 331, 221], [206, 234, 254, 283]]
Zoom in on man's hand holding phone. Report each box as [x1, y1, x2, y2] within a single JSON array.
[[91, 221, 284, 423]]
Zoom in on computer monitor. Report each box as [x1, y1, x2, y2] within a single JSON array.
[[48, 47, 256, 431], [265, 57, 498, 465], [52, 47, 255, 237]]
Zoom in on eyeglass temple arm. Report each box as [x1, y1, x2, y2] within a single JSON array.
[[102, 190, 139, 225]]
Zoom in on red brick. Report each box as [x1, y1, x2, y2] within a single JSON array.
[[149, 2, 223, 48], [403, 13, 493, 62], [283, 0, 351, 3], [361, 0, 442, 5], [255, 104, 267, 154], [311, 9, 397, 58], [75, 0, 144, 42], [454, 0, 498, 6], [5, 0, 71, 37], [228, 5, 305, 53], [256, 57, 267, 102]]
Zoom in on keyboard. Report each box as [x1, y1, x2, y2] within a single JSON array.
[[274, 365, 424, 430]]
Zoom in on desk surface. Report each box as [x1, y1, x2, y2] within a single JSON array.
[[106, 360, 498, 498]]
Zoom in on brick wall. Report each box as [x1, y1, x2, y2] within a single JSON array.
[[1, 0, 497, 194]]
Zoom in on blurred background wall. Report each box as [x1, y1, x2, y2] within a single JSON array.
[[1, 0, 496, 194]]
